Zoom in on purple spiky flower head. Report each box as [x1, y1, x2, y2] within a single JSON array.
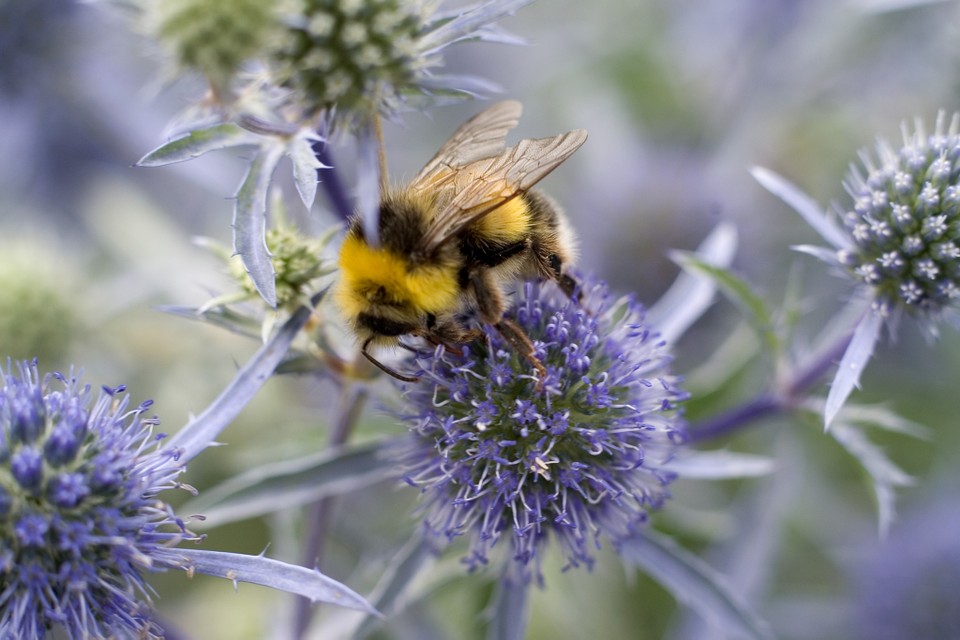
[[0, 360, 197, 639], [392, 279, 687, 584], [854, 502, 960, 639]]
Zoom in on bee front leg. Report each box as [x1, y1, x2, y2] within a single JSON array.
[[469, 270, 547, 390], [494, 317, 547, 390]]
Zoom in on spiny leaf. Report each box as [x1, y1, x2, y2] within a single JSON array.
[[670, 252, 780, 356], [289, 135, 325, 210], [664, 450, 776, 480], [620, 530, 775, 640], [751, 166, 851, 250], [174, 548, 379, 615], [155, 304, 261, 339], [164, 289, 325, 462], [234, 144, 284, 307], [137, 124, 260, 167], [350, 536, 436, 639], [184, 440, 394, 525], [824, 311, 882, 431], [649, 222, 738, 344], [830, 421, 914, 536]]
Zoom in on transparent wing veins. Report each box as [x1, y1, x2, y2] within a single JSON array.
[[421, 129, 588, 252], [409, 101, 523, 193]]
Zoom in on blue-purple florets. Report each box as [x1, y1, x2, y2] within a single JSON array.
[[855, 504, 960, 640], [0, 361, 196, 639], [838, 113, 960, 316], [393, 280, 687, 584]]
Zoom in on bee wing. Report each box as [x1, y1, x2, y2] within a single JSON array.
[[408, 101, 523, 193], [421, 129, 588, 253]]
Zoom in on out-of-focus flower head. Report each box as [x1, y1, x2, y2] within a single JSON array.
[[753, 112, 960, 427], [0, 241, 77, 365], [270, 0, 532, 129], [854, 501, 960, 640], [0, 360, 196, 639], [392, 278, 687, 584], [757, 113, 960, 330], [837, 112, 960, 327], [147, 0, 284, 97]]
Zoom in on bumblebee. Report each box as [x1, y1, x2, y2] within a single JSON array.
[[335, 101, 587, 382]]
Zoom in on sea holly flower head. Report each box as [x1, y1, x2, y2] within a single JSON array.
[[855, 503, 960, 640], [0, 360, 196, 639], [226, 224, 334, 311], [837, 112, 960, 322], [272, 0, 424, 118], [393, 279, 687, 584], [0, 241, 77, 364], [752, 113, 960, 428], [270, 0, 532, 128], [148, 0, 284, 96]]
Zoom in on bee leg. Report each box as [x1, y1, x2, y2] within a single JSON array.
[[494, 318, 547, 391], [468, 269, 547, 389], [468, 269, 506, 323], [361, 338, 419, 383]]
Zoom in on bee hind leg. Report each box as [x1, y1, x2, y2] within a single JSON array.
[[470, 269, 547, 389]]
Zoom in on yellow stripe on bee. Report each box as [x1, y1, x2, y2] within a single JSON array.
[[471, 197, 530, 242], [336, 233, 460, 316]]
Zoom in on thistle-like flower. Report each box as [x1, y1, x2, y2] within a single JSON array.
[[392, 279, 687, 584], [225, 224, 334, 311], [0, 241, 76, 364], [0, 360, 196, 639], [837, 113, 960, 321], [854, 502, 960, 640], [753, 112, 960, 427], [148, 0, 282, 96], [270, 0, 532, 127]]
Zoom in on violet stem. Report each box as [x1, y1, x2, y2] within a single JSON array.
[[292, 383, 368, 639], [313, 140, 354, 222], [687, 328, 854, 443]]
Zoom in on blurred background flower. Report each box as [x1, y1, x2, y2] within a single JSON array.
[[852, 496, 960, 640]]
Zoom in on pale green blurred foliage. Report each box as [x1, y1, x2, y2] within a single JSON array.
[[0, 235, 78, 366], [146, 0, 283, 95]]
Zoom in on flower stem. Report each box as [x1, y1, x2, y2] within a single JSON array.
[[686, 328, 854, 443], [313, 139, 354, 222], [292, 381, 368, 639], [373, 113, 388, 196]]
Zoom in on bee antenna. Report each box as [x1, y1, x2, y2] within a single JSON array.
[[361, 338, 419, 383]]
